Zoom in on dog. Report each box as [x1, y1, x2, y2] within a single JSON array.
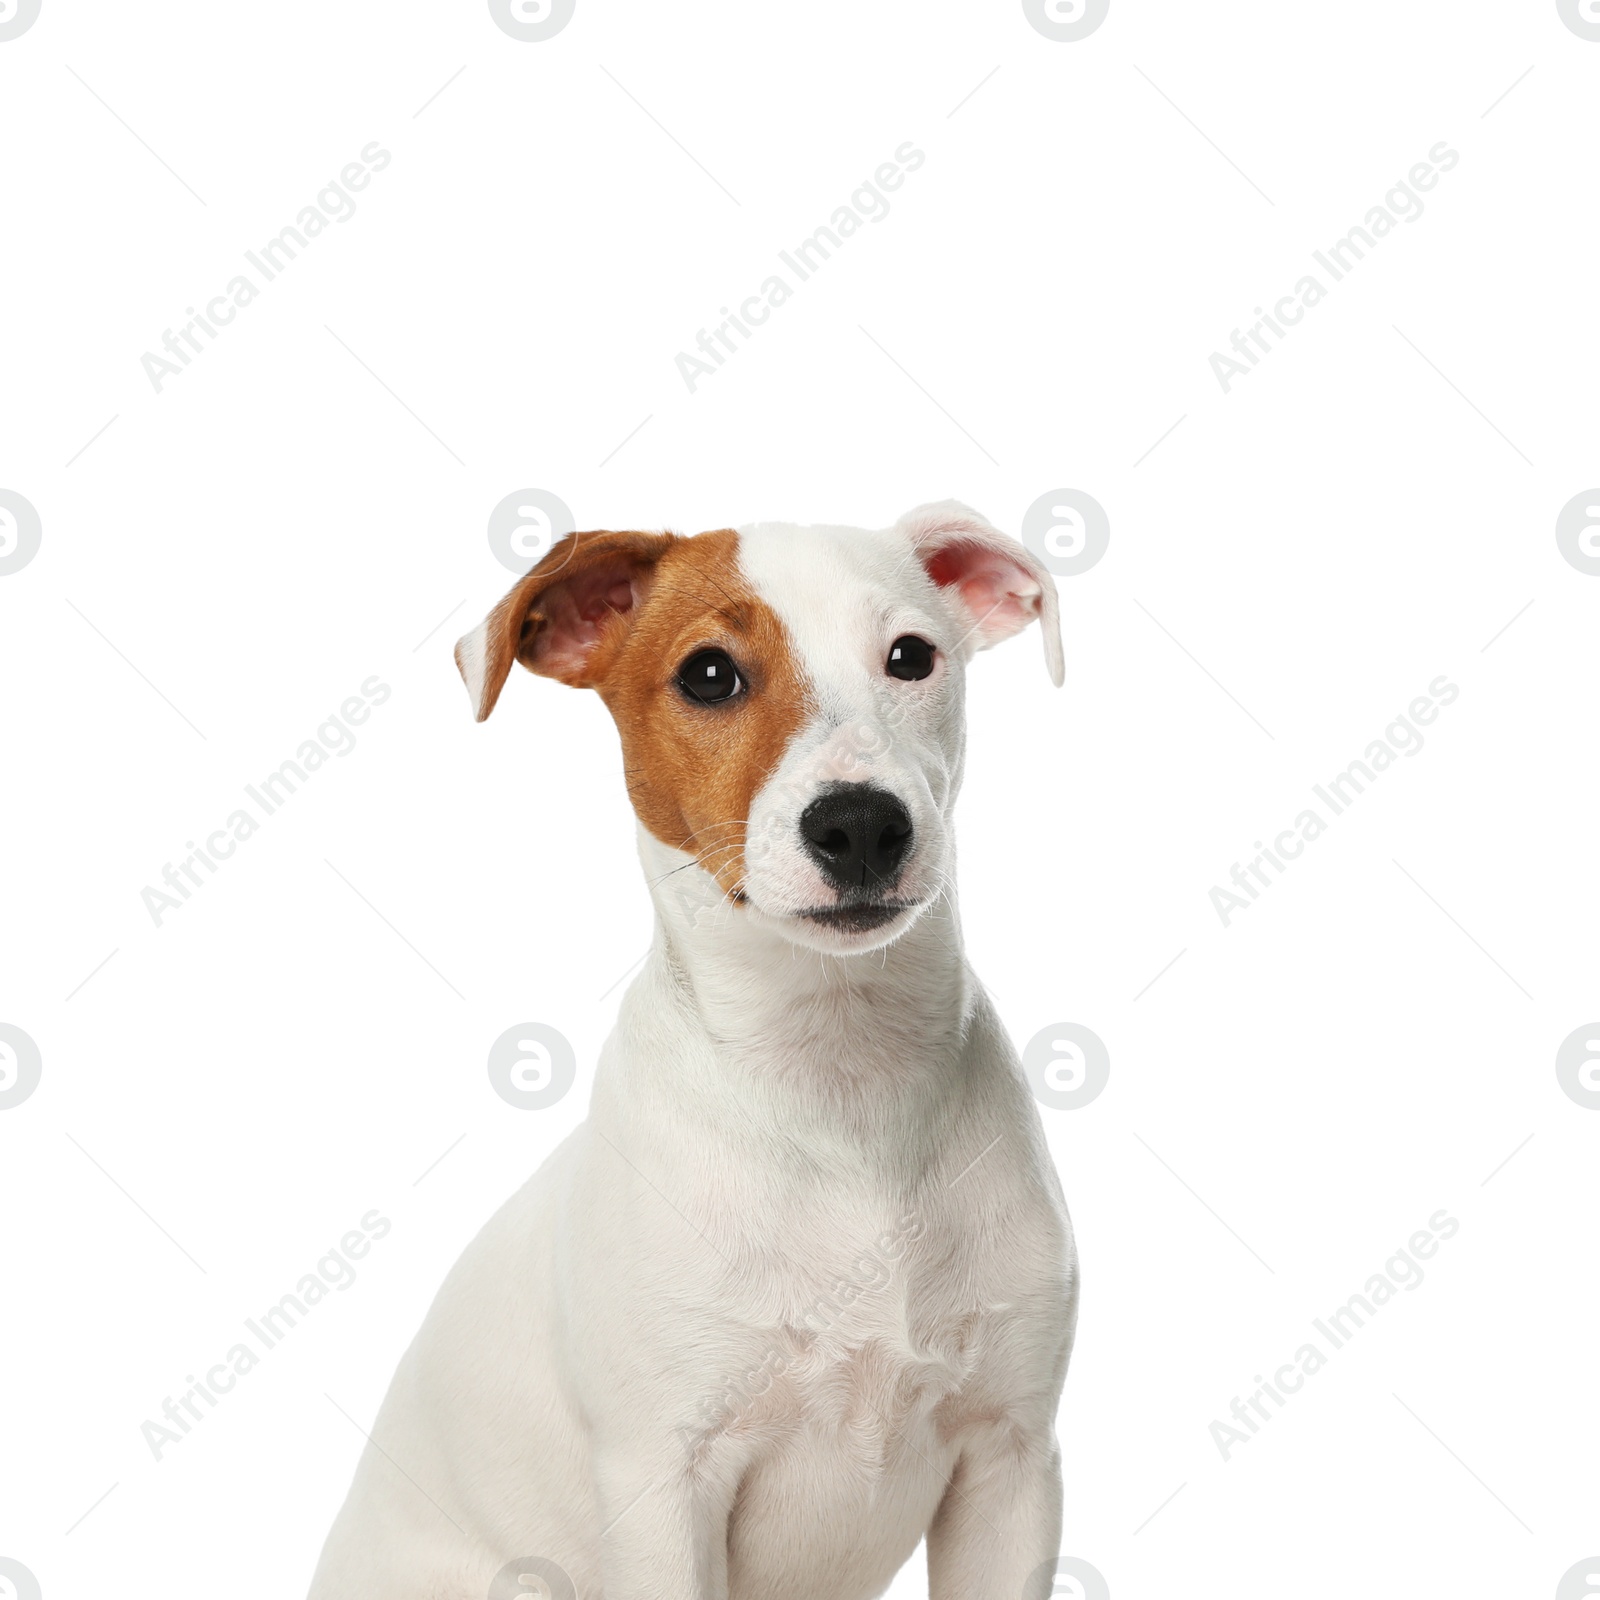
[[309, 501, 1078, 1600]]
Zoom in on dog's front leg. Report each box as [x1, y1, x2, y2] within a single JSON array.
[[591, 1442, 734, 1600], [925, 1420, 1063, 1600]]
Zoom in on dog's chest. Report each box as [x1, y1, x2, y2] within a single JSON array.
[[705, 1237, 1017, 1600], [707, 1211, 1025, 1459]]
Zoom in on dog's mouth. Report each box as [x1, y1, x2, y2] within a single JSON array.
[[797, 901, 919, 933]]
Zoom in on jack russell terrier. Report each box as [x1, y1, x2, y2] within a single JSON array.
[[310, 501, 1078, 1600]]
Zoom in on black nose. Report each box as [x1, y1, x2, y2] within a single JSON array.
[[799, 785, 914, 892]]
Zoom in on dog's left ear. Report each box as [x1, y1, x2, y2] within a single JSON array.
[[896, 500, 1064, 687]]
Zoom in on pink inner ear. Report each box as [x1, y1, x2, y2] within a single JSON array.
[[580, 579, 637, 622], [923, 539, 1041, 645], [924, 545, 970, 591], [531, 564, 643, 680]]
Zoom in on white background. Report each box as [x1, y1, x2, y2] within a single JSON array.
[[1, 2, 1597, 1597]]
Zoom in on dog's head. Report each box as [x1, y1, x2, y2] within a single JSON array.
[[456, 501, 1061, 953]]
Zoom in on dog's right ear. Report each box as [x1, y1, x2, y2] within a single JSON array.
[[454, 530, 674, 721]]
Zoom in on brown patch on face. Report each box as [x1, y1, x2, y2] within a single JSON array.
[[587, 530, 810, 895]]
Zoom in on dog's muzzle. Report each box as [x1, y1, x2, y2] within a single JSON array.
[[798, 783, 913, 894]]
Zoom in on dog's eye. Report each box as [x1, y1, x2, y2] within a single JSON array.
[[886, 636, 936, 681], [676, 649, 743, 704]]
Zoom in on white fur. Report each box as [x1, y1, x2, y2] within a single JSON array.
[[455, 618, 491, 722], [309, 512, 1077, 1600]]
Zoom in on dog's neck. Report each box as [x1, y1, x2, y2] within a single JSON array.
[[631, 832, 974, 1119]]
